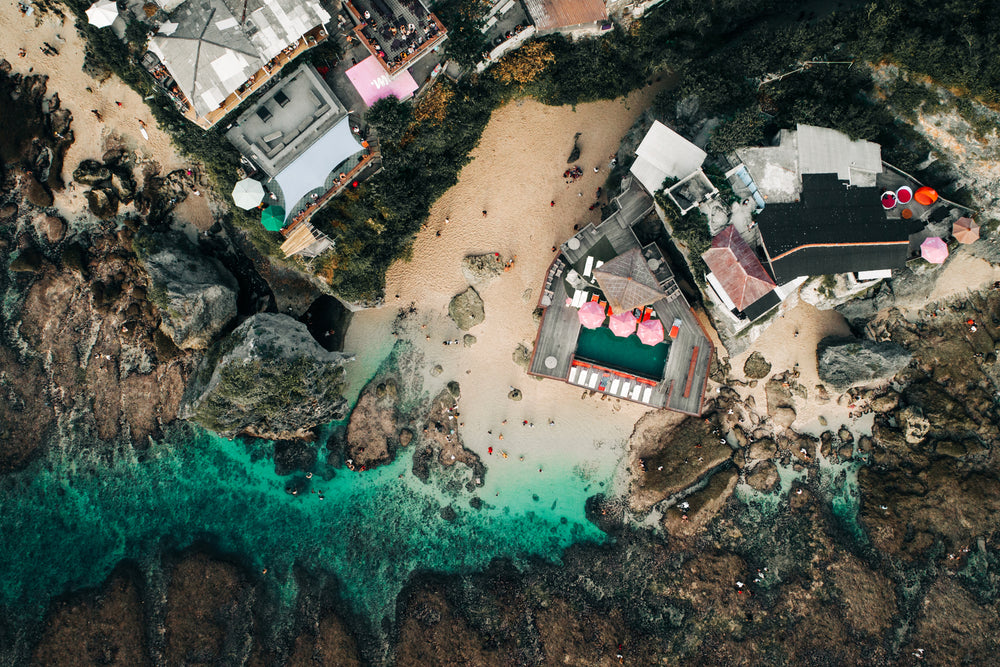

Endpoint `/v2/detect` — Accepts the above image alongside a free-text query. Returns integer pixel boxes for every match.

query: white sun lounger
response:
[595,260,604,269]
[583,256,594,277]
[619,381,630,397]
[569,366,579,383]
[588,372,599,389]
[631,384,643,401]
[642,386,653,403]
[609,378,620,394]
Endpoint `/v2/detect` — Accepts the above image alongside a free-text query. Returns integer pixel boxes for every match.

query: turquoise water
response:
[0,422,609,632]
[575,325,669,379]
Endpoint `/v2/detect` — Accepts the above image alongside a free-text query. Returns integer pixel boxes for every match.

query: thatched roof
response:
[592,248,664,313]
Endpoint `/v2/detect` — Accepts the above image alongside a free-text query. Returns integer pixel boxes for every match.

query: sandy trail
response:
[0,3,212,225]
[344,87,665,491]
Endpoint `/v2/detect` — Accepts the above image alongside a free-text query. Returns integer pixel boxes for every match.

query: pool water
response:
[574,325,669,380]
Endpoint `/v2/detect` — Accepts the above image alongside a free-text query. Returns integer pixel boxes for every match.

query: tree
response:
[708,108,765,155]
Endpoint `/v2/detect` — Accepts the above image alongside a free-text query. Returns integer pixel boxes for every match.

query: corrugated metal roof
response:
[701,225,775,311]
[523,0,606,31]
[632,121,706,189]
[796,124,882,186]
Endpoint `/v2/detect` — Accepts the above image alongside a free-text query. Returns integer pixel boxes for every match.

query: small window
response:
[256,105,272,122]
[273,90,290,107]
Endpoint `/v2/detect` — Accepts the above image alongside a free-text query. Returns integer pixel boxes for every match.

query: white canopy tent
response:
[272,117,363,221]
[157,21,179,35]
[86,0,118,27]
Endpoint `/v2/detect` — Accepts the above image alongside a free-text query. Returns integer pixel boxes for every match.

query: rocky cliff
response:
[185,313,353,440]
[817,336,912,392]
[138,232,238,350]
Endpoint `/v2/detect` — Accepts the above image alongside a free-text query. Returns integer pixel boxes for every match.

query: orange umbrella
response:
[953,217,980,244]
[914,186,938,206]
[901,208,913,220]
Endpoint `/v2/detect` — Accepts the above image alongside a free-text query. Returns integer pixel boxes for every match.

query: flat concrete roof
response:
[226,63,349,177]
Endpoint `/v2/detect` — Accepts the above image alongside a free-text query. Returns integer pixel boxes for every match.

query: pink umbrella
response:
[608,311,637,337]
[578,301,606,329]
[920,236,948,264]
[636,318,664,345]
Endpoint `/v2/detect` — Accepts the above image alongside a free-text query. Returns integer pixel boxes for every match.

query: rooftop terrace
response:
[343,0,446,75]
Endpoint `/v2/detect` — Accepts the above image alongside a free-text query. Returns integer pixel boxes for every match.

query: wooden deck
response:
[530,176,712,415]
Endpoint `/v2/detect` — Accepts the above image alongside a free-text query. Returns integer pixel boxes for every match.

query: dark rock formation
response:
[461,253,504,285]
[345,376,405,470]
[448,286,485,330]
[742,351,771,378]
[817,336,911,392]
[139,233,238,350]
[185,313,353,440]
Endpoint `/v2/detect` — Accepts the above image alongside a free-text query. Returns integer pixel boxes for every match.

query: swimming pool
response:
[574,325,669,380]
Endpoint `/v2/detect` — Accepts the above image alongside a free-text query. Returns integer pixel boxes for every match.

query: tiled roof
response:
[702,225,775,311]
[593,248,665,313]
[522,0,607,31]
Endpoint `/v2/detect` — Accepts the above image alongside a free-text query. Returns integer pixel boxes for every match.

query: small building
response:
[592,247,666,313]
[756,173,912,283]
[629,120,717,212]
[147,0,330,126]
[226,64,366,224]
[522,0,608,34]
[702,225,779,321]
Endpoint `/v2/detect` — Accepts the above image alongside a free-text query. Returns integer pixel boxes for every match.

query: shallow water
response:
[0,420,612,632]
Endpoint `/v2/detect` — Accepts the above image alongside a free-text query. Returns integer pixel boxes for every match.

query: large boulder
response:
[185,313,353,440]
[817,336,912,392]
[140,235,238,350]
[743,351,772,379]
[72,159,111,185]
[448,286,485,331]
[461,253,503,285]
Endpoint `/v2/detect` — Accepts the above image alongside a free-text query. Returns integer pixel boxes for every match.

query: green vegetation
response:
[703,165,736,205]
[708,108,765,155]
[193,357,346,435]
[653,191,710,287]
[434,0,491,68]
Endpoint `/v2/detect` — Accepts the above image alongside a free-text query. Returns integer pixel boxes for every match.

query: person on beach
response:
[550,200,555,207]
[482,210,487,217]
[91,109,102,121]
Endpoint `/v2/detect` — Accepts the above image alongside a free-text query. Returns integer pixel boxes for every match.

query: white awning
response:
[273,117,362,219]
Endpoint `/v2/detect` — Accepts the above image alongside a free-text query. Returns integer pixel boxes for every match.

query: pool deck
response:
[529,177,712,415]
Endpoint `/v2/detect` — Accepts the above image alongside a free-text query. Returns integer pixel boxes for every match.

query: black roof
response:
[741,289,781,321]
[767,242,909,284]
[757,173,916,257]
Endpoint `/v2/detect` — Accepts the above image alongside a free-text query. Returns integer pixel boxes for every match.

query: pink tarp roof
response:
[346,55,418,108]
[608,311,637,337]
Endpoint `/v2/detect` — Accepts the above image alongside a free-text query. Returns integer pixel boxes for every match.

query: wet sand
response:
[0,4,212,226]
[343,88,664,492]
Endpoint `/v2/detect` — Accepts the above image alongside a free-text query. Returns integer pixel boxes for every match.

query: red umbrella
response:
[914,186,938,206]
[920,237,948,264]
[881,192,896,209]
[896,186,912,204]
[636,318,664,345]
[609,311,637,337]
[578,301,606,329]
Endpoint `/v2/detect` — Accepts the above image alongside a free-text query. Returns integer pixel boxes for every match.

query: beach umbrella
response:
[578,301,605,329]
[896,186,913,204]
[637,318,664,346]
[86,0,118,28]
[232,178,265,209]
[920,236,948,264]
[881,192,896,209]
[608,311,637,337]
[953,217,980,244]
[260,206,285,232]
[914,186,938,206]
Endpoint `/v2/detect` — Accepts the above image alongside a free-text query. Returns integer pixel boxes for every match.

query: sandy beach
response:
[344,88,665,493]
[0,3,212,227]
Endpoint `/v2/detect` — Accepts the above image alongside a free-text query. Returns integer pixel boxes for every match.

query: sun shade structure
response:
[608,311,637,337]
[896,186,912,204]
[231,178,265,209]
[272,116,362,220]
[914,186,939,206]
[921,236,948,264]
[346,55,419,108]
[261,206,285,231]
[953,217,980,244]
[592,248,665,314]
[702,225,776,311]
[86,0,118,27]
[578,301,605,329]
[881,192,896,209]
[637,318,664,346]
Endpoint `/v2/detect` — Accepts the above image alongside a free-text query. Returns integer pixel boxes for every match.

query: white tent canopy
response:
[272,117,362,221]
[630,120,707,194]
[158,21,179,35]
[86,0,118,27]
[231,178,265,209]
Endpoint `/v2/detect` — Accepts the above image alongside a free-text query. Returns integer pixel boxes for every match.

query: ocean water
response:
[0,421,611,632]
